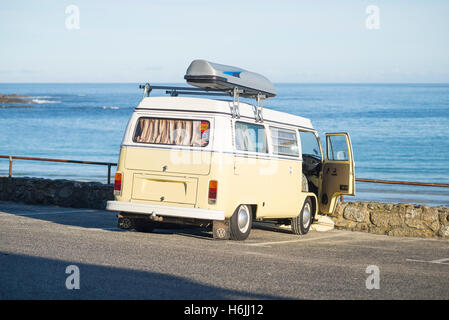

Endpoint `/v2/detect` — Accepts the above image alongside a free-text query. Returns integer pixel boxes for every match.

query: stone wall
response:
[331,201,449,238]
[0,177,114,209]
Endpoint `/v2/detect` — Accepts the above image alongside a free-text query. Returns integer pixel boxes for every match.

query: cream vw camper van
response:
[106,60,355,240]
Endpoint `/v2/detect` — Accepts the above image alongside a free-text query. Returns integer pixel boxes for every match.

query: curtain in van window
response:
[235,122,252,151]
[134,118,207,147]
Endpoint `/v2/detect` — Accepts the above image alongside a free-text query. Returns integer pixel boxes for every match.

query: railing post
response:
[8,156,13,178]
[107,164,112,184]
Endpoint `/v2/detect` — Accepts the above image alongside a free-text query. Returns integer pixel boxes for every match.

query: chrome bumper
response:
[106,201,225,221]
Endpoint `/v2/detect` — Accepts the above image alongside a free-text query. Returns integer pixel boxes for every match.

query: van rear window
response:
[133,118,210,147]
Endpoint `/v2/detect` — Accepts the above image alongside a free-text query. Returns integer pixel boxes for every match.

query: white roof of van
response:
[135,97,314,130]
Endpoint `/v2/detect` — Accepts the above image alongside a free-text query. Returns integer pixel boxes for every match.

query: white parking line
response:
[0,212,64,217]
[246,232,347,247]
[0,210,100,216]
[406,258,449,265]
[67,226,122,232]
[88,227,122,232]
[431,258,449,264]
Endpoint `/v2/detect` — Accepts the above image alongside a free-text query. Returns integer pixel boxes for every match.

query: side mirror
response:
[336,151,347,161]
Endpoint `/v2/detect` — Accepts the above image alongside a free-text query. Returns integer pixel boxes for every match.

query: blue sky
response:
[1,0,448,83]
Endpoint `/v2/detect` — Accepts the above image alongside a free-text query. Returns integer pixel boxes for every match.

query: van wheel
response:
[229,205,252,241]
[133,219,156,233]
[117,216,133,230]
[292,198,313,235]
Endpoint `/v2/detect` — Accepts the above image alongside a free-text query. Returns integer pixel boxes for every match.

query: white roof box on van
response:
[184,60,276,99]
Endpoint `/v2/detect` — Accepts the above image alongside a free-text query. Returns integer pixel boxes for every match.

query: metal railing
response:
[0,155,117,184]
[2,154,449,191]
[339,177,449,202]
[355,178,449,188]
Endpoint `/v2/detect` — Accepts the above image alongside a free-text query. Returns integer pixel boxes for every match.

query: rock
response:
[354,223,369,233]
[310,215,335,232]
[332,201,348,217]
[405,215,427,230]
[368,225,387,235]
[438,226,449,238]
[370,209,404,229]
[58,186,73,199]
[421,207,440,232]
[438,209,449,226]
[343,205,369,223]
[334,219,357,230]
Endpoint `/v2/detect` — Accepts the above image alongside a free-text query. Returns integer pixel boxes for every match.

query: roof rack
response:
[138,83,265,121]
[138,83,232,98]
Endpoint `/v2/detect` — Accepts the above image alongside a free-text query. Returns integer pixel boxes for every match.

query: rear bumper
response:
[106,201,225,221]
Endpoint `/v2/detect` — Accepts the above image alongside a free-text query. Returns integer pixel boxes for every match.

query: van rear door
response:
[320,133,355,214]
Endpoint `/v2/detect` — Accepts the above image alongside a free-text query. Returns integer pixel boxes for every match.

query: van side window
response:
[299,131,321,160]
[235,122,268,153]
[133,117,210,147]
[270,127,299,156]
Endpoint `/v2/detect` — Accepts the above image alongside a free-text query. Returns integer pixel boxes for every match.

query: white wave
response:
[29,96,56,99]
[32,99,61,104]
[102,106,119,109]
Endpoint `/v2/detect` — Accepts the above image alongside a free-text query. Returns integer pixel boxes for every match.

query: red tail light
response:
[114,172,122,196]
[208,180,218,204]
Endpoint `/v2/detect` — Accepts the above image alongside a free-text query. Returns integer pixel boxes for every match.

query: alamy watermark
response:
[65,4,80,30]
[366,5,380,30]
[65,265,80,290]
[365,265,380,290]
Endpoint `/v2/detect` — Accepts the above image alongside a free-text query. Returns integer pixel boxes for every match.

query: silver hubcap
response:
[121,218,132,229]
[237,206,250,233]
[302,203,311,228]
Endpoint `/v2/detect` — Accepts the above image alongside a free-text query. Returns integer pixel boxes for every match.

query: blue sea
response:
[1,83,448,206]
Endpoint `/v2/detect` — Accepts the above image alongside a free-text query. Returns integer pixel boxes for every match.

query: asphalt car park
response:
[0,201,448,299]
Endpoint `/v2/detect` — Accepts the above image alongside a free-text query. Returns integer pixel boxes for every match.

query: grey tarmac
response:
[0,201,448,300]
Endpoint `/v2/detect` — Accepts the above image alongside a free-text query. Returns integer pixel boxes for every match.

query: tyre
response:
[291,198,313,235]
[133,219,156,233]
[229,205,252,241]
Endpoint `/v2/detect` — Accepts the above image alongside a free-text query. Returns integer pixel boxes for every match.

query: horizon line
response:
[1,82,449,85]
